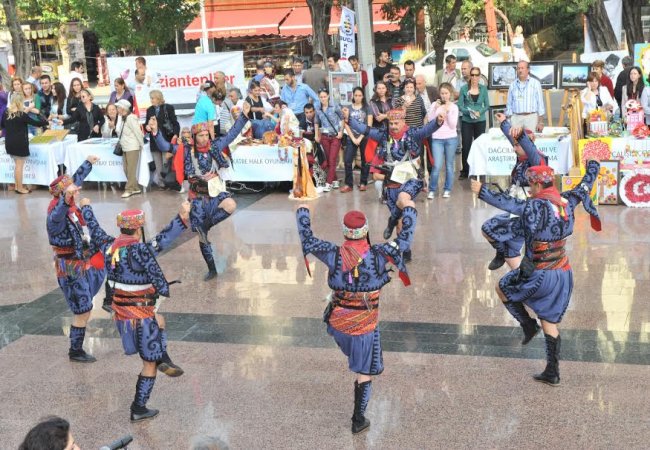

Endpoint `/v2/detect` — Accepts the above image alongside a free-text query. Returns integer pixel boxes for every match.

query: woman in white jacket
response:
[115,99,144,198]
[581,72,618,119]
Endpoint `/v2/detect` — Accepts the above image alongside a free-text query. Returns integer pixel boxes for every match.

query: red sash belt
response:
[532,240,570,271]
[112,286,157,321]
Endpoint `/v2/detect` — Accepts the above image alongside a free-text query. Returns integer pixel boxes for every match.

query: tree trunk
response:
[58,23,71,74]
[622,0,643,52]
[307,0,333,58]
[429,0,463,69]
[484,0,500,52]
[586,0,619,52]
[1,0,32,79]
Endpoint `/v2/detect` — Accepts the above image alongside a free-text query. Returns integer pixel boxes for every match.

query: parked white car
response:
[407,41,512,86]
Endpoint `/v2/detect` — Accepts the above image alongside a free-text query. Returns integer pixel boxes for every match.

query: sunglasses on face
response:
[470,73,480,77]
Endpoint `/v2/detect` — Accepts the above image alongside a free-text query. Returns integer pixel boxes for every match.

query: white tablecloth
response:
[468,128,573,176]
[65,138,152,187]
[0,139,60,185]
[52,135,79,164]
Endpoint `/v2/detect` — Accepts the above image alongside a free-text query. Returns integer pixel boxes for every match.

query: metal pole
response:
[200,0,209,53]
[354,0,375,98]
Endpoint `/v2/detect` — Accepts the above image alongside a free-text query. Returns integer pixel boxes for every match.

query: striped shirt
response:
[506,76,545,117]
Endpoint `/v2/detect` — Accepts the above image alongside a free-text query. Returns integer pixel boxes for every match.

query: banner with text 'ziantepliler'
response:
[106,52,245,114]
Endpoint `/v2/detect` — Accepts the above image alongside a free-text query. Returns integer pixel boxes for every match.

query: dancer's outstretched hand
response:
[242,101,251,117]
[86,155,100,164]
[470,178,482,194]
[79,198,91,207]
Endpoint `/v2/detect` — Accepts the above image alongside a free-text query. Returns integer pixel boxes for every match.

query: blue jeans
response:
[429,137,458,193]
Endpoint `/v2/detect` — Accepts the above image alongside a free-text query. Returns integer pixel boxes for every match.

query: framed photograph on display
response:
[559,63,591,89]
[328,72,361,106]
[529,62,558,89]
[488,104,507,128]
[597,160,620,204]
[488,62,518,90]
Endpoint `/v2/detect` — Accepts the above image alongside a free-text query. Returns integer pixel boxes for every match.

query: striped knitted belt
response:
[532,240,569,270]
[113,286,158,307]
[333,290,380,310]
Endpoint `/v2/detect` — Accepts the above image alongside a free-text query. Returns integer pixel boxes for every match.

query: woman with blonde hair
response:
[145,89,179,188]
[22,81,42,135]
[512,26,529,63]
[0,95,49,193]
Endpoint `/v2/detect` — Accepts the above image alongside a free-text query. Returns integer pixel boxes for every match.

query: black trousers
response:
[460,120,486,176]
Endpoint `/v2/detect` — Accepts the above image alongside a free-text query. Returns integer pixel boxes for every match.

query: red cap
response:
[342,210,368,240]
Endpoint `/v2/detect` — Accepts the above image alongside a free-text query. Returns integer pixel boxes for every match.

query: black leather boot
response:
[102,280,113,313]
[503,301,540,345]
[403,250,412,263]
[351,381,371,434]
[199,241,218,281]
[383,216,398,240]
[157,351,184,377]
[130,375,159,422]
[488,251,506,270]
[533,334,561,386]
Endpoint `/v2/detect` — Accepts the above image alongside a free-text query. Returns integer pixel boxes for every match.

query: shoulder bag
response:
[113,117,126,156]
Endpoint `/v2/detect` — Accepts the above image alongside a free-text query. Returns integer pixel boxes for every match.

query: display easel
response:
[544,89,553,126]
[560,90,584,169]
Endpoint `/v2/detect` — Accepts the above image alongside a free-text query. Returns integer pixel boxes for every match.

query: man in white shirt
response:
[506,61,545,132]
[26,66,42,90]
[415,74,437,111]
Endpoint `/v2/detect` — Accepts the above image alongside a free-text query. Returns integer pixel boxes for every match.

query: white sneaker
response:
[332,180,340,189]
[427,191,435,200]
[323,183,332,192]
[443,190,451,198]
[316,186,325,194]
[121,191,132,198]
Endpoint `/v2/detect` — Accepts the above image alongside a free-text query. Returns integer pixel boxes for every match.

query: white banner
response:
[0,142,59,185]
[65,139,152,186]
[468,129,573,177]
[107,52,246,118]
[227,145,294,182]
[340,6,356,60]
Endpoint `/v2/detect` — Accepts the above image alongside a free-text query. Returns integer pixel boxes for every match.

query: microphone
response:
[99,435,133,450]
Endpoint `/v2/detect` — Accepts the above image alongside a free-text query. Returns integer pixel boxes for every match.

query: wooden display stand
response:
[559,89,584,168]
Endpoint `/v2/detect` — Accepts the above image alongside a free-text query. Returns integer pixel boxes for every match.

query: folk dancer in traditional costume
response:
[46,156,106,363]
[80,201,191,421]
[344,107,441,261]
[481,113,548,271]
[296,199,417,433]
[168,101,251,280]
[471,161,601,385]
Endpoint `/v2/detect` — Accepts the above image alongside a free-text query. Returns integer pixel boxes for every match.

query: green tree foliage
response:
[383,0,463,69]
[85,0,199,54]
[17,0,85,24]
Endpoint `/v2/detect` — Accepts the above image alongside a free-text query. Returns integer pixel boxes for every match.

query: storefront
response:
[182,1,405,72]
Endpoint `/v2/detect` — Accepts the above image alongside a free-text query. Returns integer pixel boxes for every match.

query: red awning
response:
[184,7,292,40]
[278,4,402,37]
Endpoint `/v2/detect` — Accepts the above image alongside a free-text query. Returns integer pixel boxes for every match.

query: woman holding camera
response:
[145,90,179,188]
[427,82,459,199]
